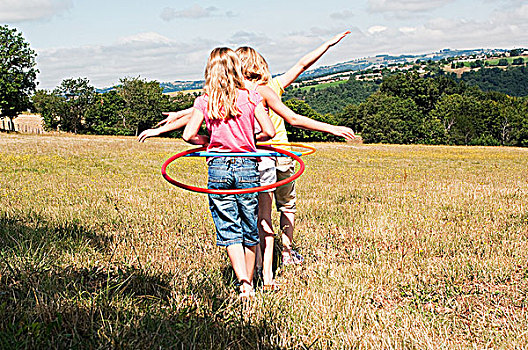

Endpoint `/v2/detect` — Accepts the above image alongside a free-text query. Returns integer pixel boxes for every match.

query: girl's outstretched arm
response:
[182,108,209,145]
[137,112,192,142]
[278,31,350,89]
[155,108,193,127]
[257,85,355,141]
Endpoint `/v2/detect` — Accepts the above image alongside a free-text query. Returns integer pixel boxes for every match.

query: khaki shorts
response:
[258,157,276,193]
[274,157,296,213]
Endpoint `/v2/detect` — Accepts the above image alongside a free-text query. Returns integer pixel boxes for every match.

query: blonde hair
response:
[204,47,246,120]
[235,46,272,85]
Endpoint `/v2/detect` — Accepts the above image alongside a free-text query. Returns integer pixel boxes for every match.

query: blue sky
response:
[2,0,527,89]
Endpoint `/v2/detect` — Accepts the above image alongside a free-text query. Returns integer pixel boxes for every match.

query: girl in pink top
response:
[183,47,275,299]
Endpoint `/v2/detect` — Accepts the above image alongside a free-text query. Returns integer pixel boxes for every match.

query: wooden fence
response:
[0,114,45,134]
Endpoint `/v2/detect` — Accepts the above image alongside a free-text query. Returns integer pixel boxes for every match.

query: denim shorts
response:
[207,157,260,247]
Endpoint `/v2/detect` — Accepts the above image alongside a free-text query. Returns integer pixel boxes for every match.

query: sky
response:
[2,0,527,90]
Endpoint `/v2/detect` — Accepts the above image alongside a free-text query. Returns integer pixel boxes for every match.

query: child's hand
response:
[137,128,161,143]
[155,112,179,127]
[330,125,356,141]
[327,31,351,47]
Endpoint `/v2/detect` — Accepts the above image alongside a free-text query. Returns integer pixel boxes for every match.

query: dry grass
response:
[1,132,527,349]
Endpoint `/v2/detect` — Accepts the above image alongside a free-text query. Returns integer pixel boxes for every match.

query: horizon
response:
[97,47,515,91]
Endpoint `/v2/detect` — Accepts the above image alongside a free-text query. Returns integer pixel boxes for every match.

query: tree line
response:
[329,72,528,146]
[24,71,528,147]
[33,77,195,136]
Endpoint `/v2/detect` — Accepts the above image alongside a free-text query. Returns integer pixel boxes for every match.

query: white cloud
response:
[302,2,528,63]
[368,0,454,13]
[399,26,417,33]
[119,32,172,44]
[35,32,218,89]
[368,25,388,34]
[0,0,72,22]
[330,10,355,20]
[160,4,220,21]
[228,31,270,47]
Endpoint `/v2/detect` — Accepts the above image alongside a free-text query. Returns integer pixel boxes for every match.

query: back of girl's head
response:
[235,46,271,85]
[204,47,246,120]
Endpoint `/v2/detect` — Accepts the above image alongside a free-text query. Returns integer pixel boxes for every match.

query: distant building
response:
[0,114,45,134]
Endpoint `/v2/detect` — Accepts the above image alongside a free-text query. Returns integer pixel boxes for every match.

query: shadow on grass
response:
[0,213,288,349]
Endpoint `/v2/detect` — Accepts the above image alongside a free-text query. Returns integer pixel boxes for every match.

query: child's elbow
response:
[267,129,276,139]
[182,131,192,142]
[288,114,301,127]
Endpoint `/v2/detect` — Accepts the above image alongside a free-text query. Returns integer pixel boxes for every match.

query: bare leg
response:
[244,245,257,285]
[281,211,295,256]
[258,192,275,285]
[226,244,251,286]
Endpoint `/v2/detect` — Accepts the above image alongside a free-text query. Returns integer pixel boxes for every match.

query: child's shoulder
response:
[266,77,283,94]
[237,88,259,99]
[238,88,262,106]
[193,94,208,109]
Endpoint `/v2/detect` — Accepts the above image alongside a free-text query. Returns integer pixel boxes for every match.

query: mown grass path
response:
[1,133,527,349]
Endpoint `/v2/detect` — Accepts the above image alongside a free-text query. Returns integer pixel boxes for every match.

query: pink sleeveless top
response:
[193,89,263,153]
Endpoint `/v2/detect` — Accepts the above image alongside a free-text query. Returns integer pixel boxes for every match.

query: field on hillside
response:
[481,56,528,66]
[1,133,528,349]
[296,79,348,91]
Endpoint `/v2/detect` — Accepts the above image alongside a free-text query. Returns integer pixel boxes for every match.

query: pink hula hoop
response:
[161,145,305,195]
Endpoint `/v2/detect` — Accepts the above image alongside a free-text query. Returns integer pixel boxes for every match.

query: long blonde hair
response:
[204,47,246,120]
[235,46,272,85]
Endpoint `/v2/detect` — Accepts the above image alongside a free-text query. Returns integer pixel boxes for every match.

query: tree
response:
[32,89,64,131]
[118,77,170,136]
[54,78,95,133]
[498,97,528,146]
[283,98,336,141]
[498,58,509,66]
[0,25,38,130]
[282,78,379,115]
[336,104,360,131]
[380,72,440,115]
[167,92,195,112]
[428,94,498,146]
[84,90,126,135]
[33,78,95,133]
[512,57,524,66]
[356,93,425,144]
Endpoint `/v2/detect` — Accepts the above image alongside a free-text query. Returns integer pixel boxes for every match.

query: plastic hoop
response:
[257,142,316,156]
[184,150,302,157]
[161,145,305,195]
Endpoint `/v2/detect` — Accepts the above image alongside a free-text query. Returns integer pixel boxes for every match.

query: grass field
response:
[458,56,528,67]
[295,79,348,92]
[1,133,528,349]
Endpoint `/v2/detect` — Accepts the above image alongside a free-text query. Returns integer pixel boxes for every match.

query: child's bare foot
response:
[239,279,255,300]
[263,280,281,292]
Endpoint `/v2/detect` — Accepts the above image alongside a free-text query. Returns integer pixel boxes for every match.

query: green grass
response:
[460,56,528,67]
[295,79,348,92]
[1,133,528,349]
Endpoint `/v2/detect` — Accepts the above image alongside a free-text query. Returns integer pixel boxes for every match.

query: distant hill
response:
[95,48,511,93]
[160,80,204,93]
[296,48,507,81]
